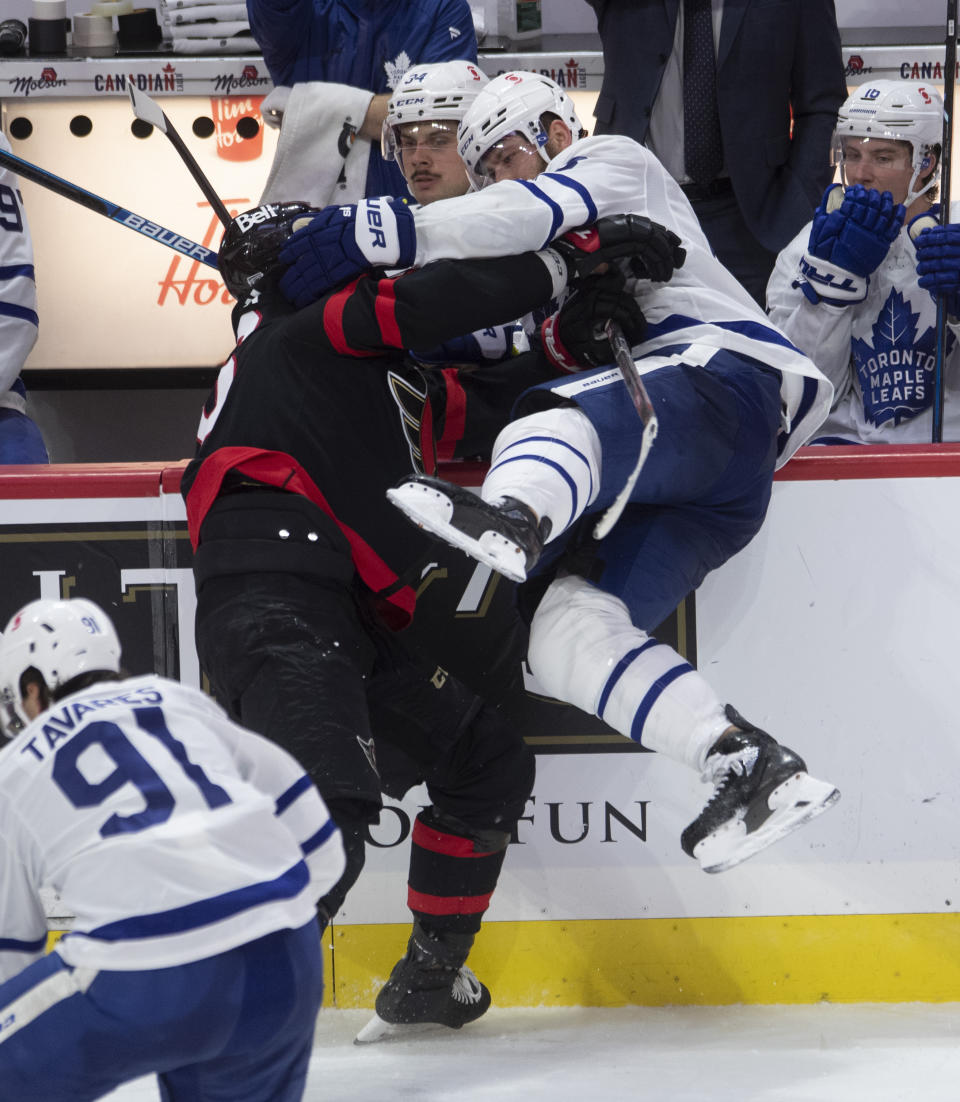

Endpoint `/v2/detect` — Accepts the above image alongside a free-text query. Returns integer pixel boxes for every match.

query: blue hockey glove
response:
[914,221,960,319]
[278,197,417,308]
[796,184,905,306]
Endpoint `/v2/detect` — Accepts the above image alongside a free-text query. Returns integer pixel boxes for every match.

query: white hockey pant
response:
[481,407,600,544]
[528,575,729,773]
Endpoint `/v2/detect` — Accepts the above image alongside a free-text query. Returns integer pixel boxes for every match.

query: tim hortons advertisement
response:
[5,96,276,370]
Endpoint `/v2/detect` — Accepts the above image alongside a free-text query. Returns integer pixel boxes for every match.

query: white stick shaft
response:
[593,320,659,539]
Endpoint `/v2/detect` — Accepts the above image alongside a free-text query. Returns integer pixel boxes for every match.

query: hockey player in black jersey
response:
[184,201,656,1040]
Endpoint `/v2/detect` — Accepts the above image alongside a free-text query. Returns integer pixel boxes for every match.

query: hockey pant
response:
[195,568,533,932]
[505,347,783,772]
[0,922,321,1102]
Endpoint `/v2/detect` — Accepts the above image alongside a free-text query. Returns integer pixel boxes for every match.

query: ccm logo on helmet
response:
[235,205,281,233]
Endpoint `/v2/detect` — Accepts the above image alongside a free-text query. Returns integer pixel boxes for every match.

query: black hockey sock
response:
[407,811,509,937]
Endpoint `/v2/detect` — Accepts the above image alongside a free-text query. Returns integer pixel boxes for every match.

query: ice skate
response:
[386,474,548,583]
[681,705,840,874]
[354,923,491,1044]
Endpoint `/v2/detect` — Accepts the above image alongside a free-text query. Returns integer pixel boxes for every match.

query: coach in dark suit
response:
[586,0,846,305]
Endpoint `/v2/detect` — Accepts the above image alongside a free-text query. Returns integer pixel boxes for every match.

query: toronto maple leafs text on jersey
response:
[768,200,960,443]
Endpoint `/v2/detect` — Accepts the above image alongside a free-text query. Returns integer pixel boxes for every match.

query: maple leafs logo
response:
[384,51,412,90]
[851,287,954,427]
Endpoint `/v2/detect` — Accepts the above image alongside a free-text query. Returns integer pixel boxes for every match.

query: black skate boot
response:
[386,474,549,583]
[354,922,491,1044]
[680,705,840,874]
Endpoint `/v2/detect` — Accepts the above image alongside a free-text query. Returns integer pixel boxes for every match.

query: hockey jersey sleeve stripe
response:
[0,301,39,326]
[630,663,694,744]
[596,638,660,720]
[436,368,466,462]
[77,859,310,942]
[374,276,403,347]
[275,773,313,815]
[516,179,567,250]
[539,170,599,226]
[0,935,46,953]
[0,264,34,281]
[322,278,380,358]
[646,312,798,353]
[301,817,338,856]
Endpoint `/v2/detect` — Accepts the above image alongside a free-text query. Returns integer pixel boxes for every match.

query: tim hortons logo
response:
[157,203,248,307]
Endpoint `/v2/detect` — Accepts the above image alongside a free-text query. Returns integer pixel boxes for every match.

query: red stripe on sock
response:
[407,888,492,915]
[412,819,496,858]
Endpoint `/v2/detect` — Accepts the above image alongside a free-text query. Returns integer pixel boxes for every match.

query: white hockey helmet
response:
[0,598,121,737]
[834,80,944,204]
[457,71,584,184]
[382,60,489,163]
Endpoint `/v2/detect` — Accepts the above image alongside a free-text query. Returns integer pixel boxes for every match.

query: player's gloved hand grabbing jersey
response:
[550,213,686,286]
[540,267,648,373]
[796,183,905,306]
[914,222,960,320]
[279,198,417,308]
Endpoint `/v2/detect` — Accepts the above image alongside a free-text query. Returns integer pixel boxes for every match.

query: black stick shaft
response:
[933,0,957,442]
[160,116,234,229]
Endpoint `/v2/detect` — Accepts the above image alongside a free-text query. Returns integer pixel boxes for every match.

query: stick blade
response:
[128,85,168,134]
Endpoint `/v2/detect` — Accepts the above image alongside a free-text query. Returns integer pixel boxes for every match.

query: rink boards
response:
[6,445,960,1007]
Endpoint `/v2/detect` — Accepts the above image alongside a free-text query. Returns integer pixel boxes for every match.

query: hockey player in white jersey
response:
[0,598,344,1101]
[768,80,960,443]
[278,71,840,875]
[381,58,525,368]
[0,132,48,464]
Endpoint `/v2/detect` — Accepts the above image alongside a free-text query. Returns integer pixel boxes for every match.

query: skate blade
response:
[386,484,528,582]
[354,1013,457,1045]
[694,773,841,874]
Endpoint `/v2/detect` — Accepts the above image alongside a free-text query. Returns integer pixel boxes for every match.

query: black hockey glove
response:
[540,268,647,373]
[551,214,686,286]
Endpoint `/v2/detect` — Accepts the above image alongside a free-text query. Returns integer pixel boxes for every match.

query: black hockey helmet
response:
[218,201,319,299]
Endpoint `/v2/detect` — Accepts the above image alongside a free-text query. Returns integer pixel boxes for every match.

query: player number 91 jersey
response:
[0,675,344,982]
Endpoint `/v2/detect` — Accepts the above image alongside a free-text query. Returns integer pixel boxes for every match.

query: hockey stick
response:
[593,319,659,540]
[0,145,219,269]
[932,0,957,443]
[128,85,233,229]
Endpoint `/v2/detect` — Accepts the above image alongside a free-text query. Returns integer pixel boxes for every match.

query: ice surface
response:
[105,1002,960,1101]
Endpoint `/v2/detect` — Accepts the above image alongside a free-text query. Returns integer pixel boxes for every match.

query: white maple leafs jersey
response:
[0,675,345,984]
[0,132,38,413]
[767,200,960,444]
[411,133,832,465]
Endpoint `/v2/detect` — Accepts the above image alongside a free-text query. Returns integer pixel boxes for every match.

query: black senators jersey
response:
[182,252,562,622]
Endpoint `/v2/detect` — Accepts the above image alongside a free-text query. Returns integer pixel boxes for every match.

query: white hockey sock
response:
[528,575,729,774]
[481,407,600,543]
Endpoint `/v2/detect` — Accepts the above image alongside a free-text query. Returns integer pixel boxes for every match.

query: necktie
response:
[683,0,723,184]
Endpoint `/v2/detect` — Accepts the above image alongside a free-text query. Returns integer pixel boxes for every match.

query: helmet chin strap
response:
[906,158,939,207]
